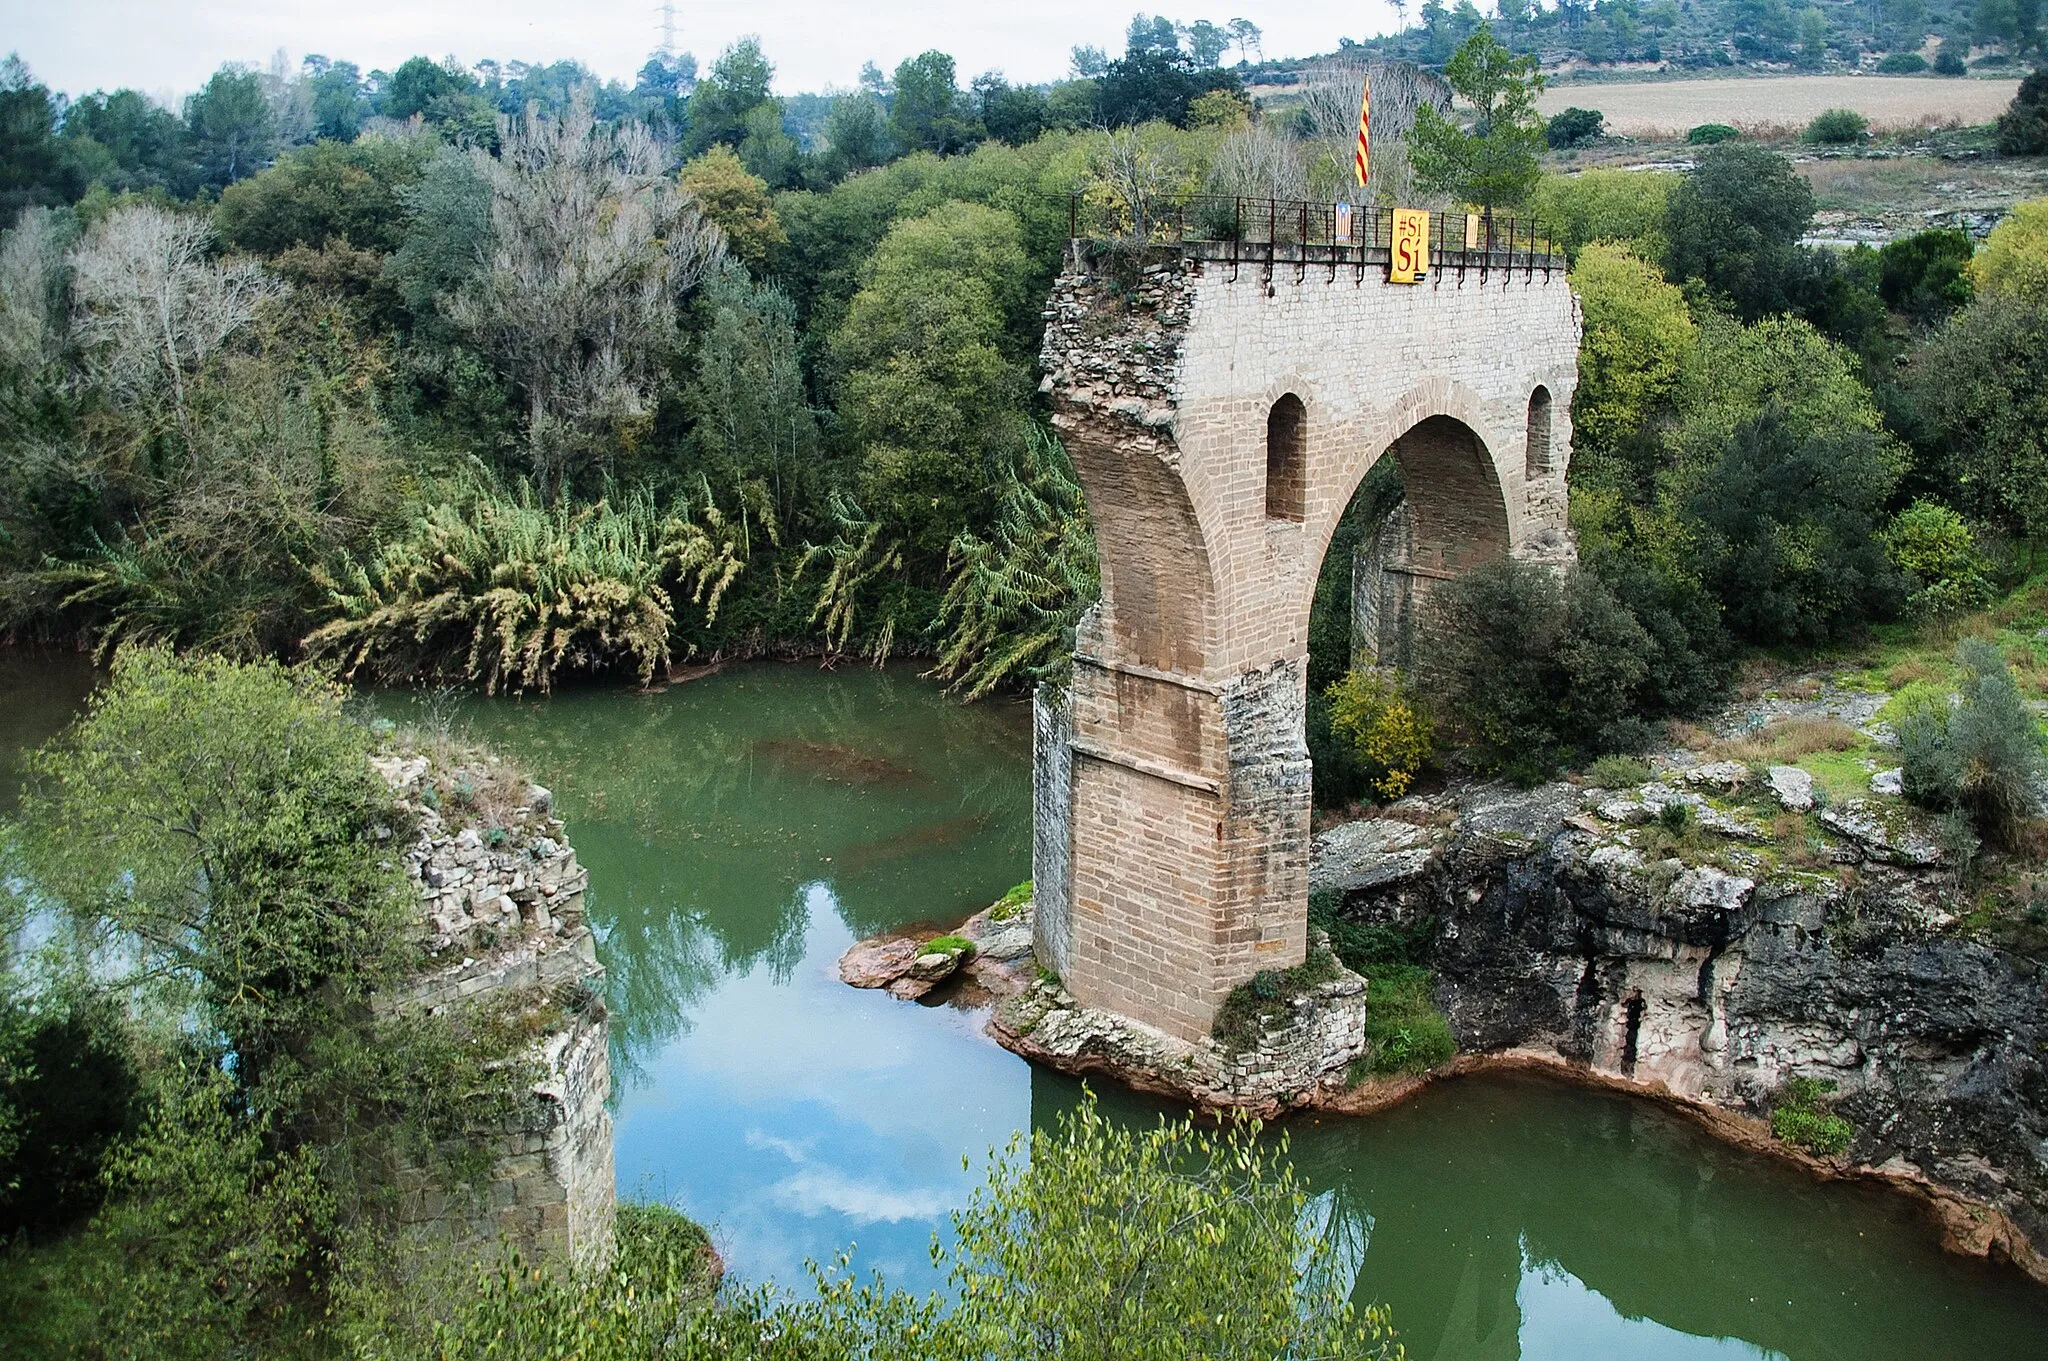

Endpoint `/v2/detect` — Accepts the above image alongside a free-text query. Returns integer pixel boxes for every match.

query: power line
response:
[657,1,677,56]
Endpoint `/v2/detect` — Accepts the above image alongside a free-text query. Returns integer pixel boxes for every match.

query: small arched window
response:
[1266,394,1306,521]
[1525,385,1553,477]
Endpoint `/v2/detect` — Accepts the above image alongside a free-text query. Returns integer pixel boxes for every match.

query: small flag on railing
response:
[1354,79,1370,190]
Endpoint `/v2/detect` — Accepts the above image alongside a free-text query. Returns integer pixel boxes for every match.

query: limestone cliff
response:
[1316,766,2048,1282]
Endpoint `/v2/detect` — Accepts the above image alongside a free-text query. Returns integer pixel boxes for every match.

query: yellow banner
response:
[1390,208,1429,284]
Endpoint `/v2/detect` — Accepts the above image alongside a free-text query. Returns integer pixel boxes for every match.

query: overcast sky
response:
[8,1,1404,103]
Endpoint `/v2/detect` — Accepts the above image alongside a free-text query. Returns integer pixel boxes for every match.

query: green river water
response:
[5,652,2047,1359]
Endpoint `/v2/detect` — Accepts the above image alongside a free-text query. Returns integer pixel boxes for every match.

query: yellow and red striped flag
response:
[1354,78,1371,190]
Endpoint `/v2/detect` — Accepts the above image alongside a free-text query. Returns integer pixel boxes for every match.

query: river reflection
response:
[7,655,2047,1360]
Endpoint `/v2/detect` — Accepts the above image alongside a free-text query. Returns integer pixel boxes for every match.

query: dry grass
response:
[1887,657,1943,688]
[1535,76,2023,138]
[1715,716,1865,763]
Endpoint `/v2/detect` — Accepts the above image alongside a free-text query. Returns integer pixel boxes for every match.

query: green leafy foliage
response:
[1903,294,2048,538]
[1213,949,1341,1051]
[1569,242,1696,453]
[1545,106,1605,148]
[423,1097,1404,1361]
[1325,669,1435,800]
[1771,1076,1854,1157]
[1529,169,1673,264]
[1995,67,2048,156]
[1422,558,1657,781]
[0,993,141,1237]
[1410,26,1547,209]
[932,426,1100,698]
[1883,499,1992,623]
[1876,227,1976,324]
[1967,198,2048,305]
[1664,144,1817,321]
[1586,754,1653,788]
[1686,123,1740,144]
[1802,107,1869,144]
[1897,638,2047,845]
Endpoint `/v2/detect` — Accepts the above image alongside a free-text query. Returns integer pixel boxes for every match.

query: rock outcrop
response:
[1315,771,2048,1282]
[373,750,614,1269]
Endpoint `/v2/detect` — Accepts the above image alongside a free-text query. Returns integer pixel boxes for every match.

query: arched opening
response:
[1301,413,1510,807]
[1525,385,1553,477]
[1266,394,1307,522]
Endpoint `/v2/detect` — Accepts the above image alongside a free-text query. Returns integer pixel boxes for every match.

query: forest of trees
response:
[1,18,2045,762]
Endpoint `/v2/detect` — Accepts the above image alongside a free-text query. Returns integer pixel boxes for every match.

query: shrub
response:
[1360,969,1458,1076]
[1586,754,1652,788]
[1903,295,2048,539]
[1967,198,2048,304]
[1882,499,1991,624]
[1546,107,1606,149]
[1213,949,1340,1051]
[308,475,743,693]
[1687,123,1740,144]
[1934,43,1968,75]
[0,994,141,1238]
[433,1097,1403,1361]
[1876,52,1929,73]
[1680,408,1906,646]
[1877,227,1975,323]
[1803,108,1869,144]
[1324,669,1434,800]
[1995,68,2048,157]
[1664,144,1817,322]
[1898,638,2046,844]
[1422,558,1656,782]
[1771,1076,1854,1156]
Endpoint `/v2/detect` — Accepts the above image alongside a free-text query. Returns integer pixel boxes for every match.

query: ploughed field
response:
[1534,74,2025,136]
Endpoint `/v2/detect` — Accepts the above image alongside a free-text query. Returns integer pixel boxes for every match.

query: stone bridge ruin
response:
[1032,211,1581,1042]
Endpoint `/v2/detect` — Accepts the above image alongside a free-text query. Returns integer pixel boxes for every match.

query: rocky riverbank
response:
[841,677,2048,1284]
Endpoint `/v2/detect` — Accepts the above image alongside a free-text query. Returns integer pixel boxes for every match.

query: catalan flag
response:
[1354,78,1370,190]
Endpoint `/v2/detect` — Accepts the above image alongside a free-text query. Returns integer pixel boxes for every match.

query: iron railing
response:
[1064,194,1566,280]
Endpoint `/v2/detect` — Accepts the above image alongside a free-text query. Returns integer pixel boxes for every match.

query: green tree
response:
[1883,498,1991,622]
[17,648,410,1099]
[684,38,775,156]
[1409,25,1546,209]
[1682,408,1905,644]
[830,200,1034,567]
[686,263,819,536]
[679,145,786,269]
[1529,168,1674,263]
[1422,558,1656,780]
[1903,294,2048,537]
[0,56,93,213]
[1997,67,2048,155]
[891,51,979,154]
[1967,196,2048,302]
[1664,143,1817,321]
[820,91,891,178]
[1570,242,1696,454]
[1877,226,1976,322]
[381,56,495,143]
[59,87,192,197]
[184,65,274,188]
[215,135,436,285]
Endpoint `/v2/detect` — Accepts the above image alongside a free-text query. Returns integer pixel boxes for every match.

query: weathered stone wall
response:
[1036,240,1580,1039]
[1031,684,1074,981]
[374,754,616,1269]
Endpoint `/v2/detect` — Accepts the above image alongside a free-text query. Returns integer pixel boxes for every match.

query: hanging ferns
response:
[796,493,907,664]
[931,426,1100,700]
[305,471,743,693]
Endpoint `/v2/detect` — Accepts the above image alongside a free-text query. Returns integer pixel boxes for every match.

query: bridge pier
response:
[1034,233,1579,1042]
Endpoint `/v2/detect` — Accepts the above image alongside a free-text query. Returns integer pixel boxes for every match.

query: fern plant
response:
[931,426,1100,699]
[305,471,742,693]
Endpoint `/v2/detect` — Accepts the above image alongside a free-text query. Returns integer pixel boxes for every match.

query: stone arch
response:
[1296,407,1513,669]
[1265,394,1307,522]
[1052,415,1216,676]
[1525,384,1554,477]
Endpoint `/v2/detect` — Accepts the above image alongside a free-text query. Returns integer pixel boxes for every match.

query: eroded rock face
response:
[1314,779,2048,1280]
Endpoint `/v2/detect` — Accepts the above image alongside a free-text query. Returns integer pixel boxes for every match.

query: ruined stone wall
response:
[1031,685,1074,981]
[1037,241,1580,1041]
[374,754,616,1270]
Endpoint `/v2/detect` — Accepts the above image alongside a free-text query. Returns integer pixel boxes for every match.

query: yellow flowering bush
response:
[1325,669,1434,801]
